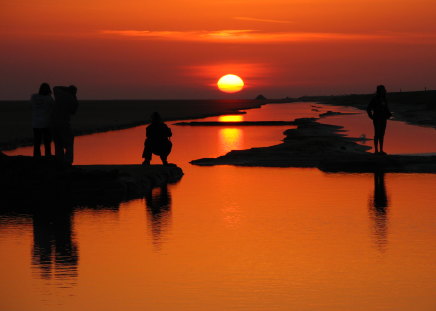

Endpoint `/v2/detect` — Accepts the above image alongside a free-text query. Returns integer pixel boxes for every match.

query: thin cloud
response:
[100,29,436,44]
[234,17,293,24]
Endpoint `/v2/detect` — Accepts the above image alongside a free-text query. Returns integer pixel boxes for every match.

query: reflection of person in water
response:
[142,112,172,165]
[145,185,172,249]
[367,85,392,155]
[32,207,78,281]
[369,171,390,252]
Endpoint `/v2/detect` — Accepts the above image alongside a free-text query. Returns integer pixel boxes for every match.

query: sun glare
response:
[219,115,244,122]
[217,74,244,93]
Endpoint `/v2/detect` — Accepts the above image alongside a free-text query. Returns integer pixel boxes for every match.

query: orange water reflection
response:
[218,115,244,122]
[145,185,172,251]
[219,128,243,153]
[1,103,436,310]
[369,172,389,252]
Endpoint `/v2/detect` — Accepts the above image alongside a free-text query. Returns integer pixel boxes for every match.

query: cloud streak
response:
[101,29,436,44]
[234,17,293,24]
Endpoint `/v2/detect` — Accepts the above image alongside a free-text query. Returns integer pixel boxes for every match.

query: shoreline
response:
[300,90,436,129]
[0,155,184,205]
[0,99,272,151]
[2,90,434,152]
[191,115,436,173]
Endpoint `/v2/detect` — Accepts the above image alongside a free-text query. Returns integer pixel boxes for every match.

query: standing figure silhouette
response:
[53,85,78,165]
[30,83,54,157]
[142,112,172,165]
[367,85,392,154]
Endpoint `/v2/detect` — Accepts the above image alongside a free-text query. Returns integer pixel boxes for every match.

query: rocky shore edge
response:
[0,153,183,205]
[190,118,436,173]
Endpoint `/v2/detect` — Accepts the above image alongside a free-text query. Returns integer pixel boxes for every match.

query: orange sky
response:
[1,0,436,99]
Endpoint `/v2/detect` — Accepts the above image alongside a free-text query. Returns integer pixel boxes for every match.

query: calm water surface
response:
[1,103,436,311]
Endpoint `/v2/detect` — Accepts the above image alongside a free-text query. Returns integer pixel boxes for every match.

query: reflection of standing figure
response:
[32,207,78,281]
[145,185,172,249]
[367,85,392,154]
[31,83,54,157]
[142,112,172,165]
[53,85,78,165]
[369,171,390,252]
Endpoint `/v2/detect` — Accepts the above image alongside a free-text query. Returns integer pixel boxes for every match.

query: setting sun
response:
[217,74,244,93]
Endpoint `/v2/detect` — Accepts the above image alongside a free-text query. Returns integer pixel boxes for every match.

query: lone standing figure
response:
[367,85,392,155]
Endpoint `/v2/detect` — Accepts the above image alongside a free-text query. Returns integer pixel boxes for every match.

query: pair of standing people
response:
[31,83,78,164]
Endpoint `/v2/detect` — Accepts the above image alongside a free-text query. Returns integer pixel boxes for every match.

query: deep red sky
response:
[1,0,436,99]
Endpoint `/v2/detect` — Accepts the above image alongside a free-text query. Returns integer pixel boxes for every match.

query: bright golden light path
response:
[217,74,244,93]
[218,115,244,122]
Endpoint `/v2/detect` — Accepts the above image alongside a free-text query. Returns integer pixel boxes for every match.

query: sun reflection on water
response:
[218,115,244,122]
[219,128,243,153]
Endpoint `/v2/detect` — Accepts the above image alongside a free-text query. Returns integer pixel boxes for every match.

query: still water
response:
[1,103,436,311]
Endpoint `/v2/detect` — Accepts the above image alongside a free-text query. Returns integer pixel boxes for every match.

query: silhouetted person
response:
[367,85,392,154]
[369,171,389,252]
[142,112,172,165]
[31,83,54,157]
[53,85,78,165]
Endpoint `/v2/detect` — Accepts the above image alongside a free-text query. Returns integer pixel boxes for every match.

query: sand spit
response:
[191,118,436,173]
[0,154,183,205]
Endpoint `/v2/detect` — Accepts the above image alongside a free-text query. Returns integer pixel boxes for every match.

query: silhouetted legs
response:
[142,144,152,165]
[373,118,387,154]
[160,155,168,165]
[53,126,74,164]
[142,150,169,165]
[33,128,52,157]
[142,140,171,165]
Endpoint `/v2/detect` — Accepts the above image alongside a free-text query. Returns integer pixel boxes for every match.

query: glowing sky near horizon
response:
[1,0,436,99]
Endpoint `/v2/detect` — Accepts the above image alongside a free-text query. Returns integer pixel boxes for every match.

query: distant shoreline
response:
[299,90,436,129]
[0,99,273,151]
[2,90,434,151]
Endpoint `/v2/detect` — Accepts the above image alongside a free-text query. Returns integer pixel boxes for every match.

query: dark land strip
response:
[0,99,268,150]
[0,153,183,205]
[191,118,436,173]
[299,90,436,129]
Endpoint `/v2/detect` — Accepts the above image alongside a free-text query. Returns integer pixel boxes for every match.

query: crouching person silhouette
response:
[142,112,172,166]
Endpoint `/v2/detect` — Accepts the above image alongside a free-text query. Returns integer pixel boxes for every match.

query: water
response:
[1,103,436,311]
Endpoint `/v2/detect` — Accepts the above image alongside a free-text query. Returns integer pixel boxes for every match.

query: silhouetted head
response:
[376,85,386,97]
[38,83,51,96]
[151,112,162,123]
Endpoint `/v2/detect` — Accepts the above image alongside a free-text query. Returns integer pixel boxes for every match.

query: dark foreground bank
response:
[0,153,183,205]
[0,99,267,150]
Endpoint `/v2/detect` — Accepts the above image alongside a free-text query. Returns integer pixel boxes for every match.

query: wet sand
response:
[0,99,266,150]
